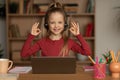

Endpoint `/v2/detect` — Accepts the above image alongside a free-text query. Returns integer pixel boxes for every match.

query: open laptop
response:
[31,56,76,74]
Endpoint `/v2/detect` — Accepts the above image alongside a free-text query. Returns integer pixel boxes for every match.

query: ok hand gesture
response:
[31,22,41,36]
[69,20,80,36]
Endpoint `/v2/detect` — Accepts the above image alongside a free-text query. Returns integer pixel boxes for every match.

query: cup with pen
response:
[109,50,120,78]
[88,56,106,79]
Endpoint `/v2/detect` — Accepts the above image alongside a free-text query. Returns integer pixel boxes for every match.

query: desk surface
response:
[18,65,118,80]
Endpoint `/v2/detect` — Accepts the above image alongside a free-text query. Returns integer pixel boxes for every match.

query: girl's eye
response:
[58,22,63,24]
[50,22,55,24]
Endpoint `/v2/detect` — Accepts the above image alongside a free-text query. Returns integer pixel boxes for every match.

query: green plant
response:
[102,51,112,64]
[0,44,4,58]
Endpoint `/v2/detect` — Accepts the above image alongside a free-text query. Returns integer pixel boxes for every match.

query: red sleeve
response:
[21,34,40,58]
[70,34,91,56]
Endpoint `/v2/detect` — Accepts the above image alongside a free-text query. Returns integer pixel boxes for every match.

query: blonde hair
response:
[44,2,70,56]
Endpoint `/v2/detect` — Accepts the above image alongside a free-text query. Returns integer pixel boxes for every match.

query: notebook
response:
[31,56,76,74]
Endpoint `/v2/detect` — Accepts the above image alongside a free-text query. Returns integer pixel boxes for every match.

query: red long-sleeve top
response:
[21,34,91,57]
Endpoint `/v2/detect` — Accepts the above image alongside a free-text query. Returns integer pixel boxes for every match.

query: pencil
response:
[88,56,96,64]
[116,51,120,62]
[110,50,116,62]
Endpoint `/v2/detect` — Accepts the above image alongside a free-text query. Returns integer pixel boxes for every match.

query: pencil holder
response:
[109,62,120,78]
[94,63,106,79]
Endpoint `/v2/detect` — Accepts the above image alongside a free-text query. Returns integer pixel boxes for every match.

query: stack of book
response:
[83,65,94,71]
[33,3,48,14]
[64,3,78,14]
[38,4,48,14]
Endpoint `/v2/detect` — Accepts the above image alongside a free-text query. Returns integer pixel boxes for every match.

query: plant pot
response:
[109,62,120,78]
[106,64,110,75]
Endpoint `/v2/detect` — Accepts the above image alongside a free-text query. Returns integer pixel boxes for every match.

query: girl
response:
[21,2,91,57]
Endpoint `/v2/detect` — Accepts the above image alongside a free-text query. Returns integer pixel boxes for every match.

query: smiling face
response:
[48,12,65,36]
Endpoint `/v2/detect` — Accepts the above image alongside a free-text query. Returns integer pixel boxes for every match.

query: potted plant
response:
[102,51,112,74]
[102,51,112,64]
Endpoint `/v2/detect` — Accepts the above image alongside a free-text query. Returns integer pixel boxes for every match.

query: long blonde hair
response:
[44,2,70,56]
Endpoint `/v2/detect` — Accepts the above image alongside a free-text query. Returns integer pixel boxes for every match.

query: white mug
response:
[0,58,13,74]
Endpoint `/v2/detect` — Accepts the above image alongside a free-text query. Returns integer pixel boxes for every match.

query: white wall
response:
[96,0,120,58]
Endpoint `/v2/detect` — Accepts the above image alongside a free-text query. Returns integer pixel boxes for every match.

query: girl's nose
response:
[54,23,58,27]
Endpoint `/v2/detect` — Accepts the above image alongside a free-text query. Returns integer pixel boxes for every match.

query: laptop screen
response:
[31,56,76,74]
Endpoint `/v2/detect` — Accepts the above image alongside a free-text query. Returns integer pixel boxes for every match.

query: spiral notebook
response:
[31,56,76,74]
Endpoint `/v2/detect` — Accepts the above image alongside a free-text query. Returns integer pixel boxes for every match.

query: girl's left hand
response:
[69,20,80,36]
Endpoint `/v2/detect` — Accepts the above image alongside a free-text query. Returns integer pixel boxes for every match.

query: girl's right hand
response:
[31,22,41,36]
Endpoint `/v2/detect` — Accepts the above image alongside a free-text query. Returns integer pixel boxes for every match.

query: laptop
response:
[31,56,76,74]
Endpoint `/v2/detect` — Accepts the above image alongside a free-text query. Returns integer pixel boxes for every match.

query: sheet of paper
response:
[9,66,32,74]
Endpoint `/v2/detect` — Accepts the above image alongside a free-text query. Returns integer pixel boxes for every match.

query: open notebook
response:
[31,56,76,74]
